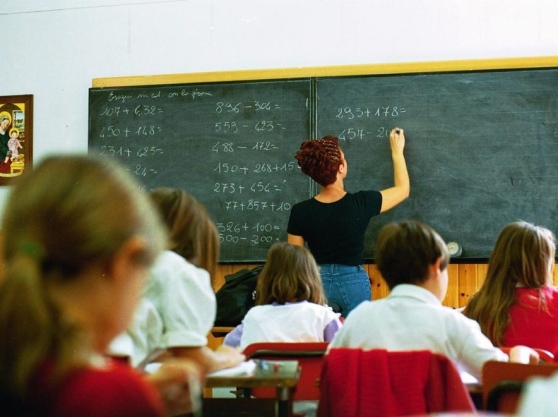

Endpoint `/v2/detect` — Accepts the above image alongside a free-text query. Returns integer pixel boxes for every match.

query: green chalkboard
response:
[316,68,558,259]
[89,63,558,262]
[89,80,312,262]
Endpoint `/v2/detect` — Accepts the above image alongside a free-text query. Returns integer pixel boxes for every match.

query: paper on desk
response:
[144,362,163,374]
[207,360,257,377]
[143,359,257,377]
[460,371,479,385]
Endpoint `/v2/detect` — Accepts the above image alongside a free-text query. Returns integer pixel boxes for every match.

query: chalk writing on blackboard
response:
[90,67,558,261]
[316,69,558,260]
[89,80,312,262]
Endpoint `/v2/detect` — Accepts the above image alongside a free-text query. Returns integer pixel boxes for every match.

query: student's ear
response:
[430,256,448,301]
[429,257,443,279]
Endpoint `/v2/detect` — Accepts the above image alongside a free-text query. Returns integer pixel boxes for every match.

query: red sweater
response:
[317,348,475,417]
[503,286,558,357]
[31,359,165,417]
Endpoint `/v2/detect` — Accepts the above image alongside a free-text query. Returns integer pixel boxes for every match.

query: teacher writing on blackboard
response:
[287,127,410,317]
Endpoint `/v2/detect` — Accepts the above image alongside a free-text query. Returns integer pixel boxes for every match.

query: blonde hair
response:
[463,221,556,345]
[0,155,166,397]
[149,188,220,280]
[256,242,327,305]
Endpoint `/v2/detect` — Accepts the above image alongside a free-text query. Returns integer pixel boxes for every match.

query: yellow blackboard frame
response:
[92,56,558,88]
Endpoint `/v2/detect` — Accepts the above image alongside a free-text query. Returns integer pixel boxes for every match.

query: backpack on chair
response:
[214,265,263,326]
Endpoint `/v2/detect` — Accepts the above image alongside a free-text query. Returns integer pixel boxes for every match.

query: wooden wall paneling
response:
[214,263,487,307]
[456,264,479,308]
[367,264,390,300]
[476,264,488,288]
[444,264,460,308]
[214,262,558,309]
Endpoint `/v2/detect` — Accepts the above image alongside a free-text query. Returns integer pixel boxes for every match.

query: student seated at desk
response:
[463,221,558,358]
[109,188,244,373]
[224,242,343,351]
[328,220,538,382]
[0,156,201,416]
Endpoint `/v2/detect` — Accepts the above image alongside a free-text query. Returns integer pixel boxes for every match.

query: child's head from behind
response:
[376,220,449,290]
[489,221,555,288]
[149,187,219,278]
[256,242,326,305]
[2,155,165,274]
[0,155,166,393]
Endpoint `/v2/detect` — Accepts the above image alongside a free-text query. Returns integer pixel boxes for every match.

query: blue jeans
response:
[319,264,371,318]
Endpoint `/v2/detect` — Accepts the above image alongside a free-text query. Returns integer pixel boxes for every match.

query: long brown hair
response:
[0,155,165,398]
[463,221,556,345]
[256,242,327,306]
[149,188,219,280]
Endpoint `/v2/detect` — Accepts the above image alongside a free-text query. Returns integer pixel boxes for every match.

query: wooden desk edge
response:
[206,366,301,388]
[211,326,235,338]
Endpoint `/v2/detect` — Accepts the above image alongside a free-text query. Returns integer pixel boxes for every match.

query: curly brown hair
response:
[295,135,342,186]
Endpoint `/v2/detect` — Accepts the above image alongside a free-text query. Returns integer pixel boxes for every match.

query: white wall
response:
[1,0,557,214]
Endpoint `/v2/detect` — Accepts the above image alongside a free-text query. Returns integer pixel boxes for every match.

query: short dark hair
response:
[375,220,449,290]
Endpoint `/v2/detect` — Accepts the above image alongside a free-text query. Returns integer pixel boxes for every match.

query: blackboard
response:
[89,61,558,262]
[89,80,312,262]
[316,69,558,260]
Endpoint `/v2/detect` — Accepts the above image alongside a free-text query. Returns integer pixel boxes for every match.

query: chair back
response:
[317,348,475,417]
[243,341,329,400]
[482,360,558,413]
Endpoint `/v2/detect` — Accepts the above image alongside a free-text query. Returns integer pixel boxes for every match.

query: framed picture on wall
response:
[0,95,33,185]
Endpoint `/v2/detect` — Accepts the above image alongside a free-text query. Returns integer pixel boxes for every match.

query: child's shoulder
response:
[53,361,164,415]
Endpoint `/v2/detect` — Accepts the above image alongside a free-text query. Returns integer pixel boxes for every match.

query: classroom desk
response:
[210,326,235,338]
[203,360,300,417]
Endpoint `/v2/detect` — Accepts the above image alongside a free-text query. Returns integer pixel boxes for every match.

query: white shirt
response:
[238,301,342,351]
[517,372,558,416]
[109,250,216,366]
[328,284,507,381]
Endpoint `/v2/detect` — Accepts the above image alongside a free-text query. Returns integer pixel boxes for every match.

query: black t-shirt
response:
[287,190,382,265]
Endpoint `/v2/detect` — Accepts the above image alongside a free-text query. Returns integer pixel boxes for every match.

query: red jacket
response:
[317,348,475,417]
